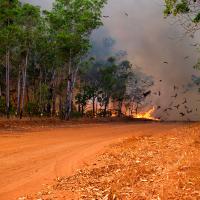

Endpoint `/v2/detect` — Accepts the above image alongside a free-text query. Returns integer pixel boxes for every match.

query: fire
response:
[134,107,158,121]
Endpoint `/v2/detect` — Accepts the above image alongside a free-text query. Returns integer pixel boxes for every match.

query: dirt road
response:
[0,122,184,200]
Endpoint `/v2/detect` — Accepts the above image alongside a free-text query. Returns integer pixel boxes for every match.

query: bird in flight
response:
[173,85,178,90]
[124,12,128,16]
[182,98,187,104]
[143,90,151,97]
[184,56,189,60]
[171,93,178,98]
[103,15,110,18]
[174,104,180,110]
[179,112,185,117]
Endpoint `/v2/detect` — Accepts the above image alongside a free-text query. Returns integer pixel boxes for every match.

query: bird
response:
[163,61,169,64]
[184,56,189,60]
[159,80,162,82]
[191,43,198,47]
[143,90,151,97]
[158,91,161,96]
[157,106,161,110]
[124,12,128,16]
[171,93,178,98]
[174,104,180,110]
[173,85,178,90]
[103,15,110,18]
[179,112,185,117]
[182,98,187,104]
[187,109,193,114]
[184,105,189,110]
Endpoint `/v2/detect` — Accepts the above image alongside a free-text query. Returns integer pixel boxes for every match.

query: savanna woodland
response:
[1,1,200,200]
[0,0,155,120]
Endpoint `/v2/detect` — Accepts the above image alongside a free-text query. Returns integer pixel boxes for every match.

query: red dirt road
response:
[0,122,184,200]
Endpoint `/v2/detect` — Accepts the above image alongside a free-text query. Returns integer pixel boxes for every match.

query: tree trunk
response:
[51,70,56,116]
[65,55,81,120]
[65,76,73,120]
[65,52,73,120]
[104,96,109,117]
[52,94,56,116]
[59,96,63,119]
[92,96,95,117]
[6,50,10,119]
[118,101,123,117]
[17,67,21,116]
[20,50,29,119]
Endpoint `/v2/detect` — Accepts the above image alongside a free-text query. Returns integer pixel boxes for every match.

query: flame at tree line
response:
[133,107,158,121]
[110,107,159,121]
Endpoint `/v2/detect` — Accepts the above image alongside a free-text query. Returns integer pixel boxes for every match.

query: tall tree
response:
[47,0,107,119]
[18,3,41,118]
[0,0,21,118]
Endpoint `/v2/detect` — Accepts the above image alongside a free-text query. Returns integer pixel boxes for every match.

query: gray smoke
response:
[22,0,200,121]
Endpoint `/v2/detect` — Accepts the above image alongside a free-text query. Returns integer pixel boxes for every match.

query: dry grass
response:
[23,123,200,200]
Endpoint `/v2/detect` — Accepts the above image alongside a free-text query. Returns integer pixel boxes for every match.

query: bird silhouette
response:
[103,15,110,18]
[179,112,185,117]
[173,85,178,90]
[124,12,128,16]
[182,98,187,104]
[174,104,180,110]
[186,109,192,114]
[191,43,198,47]
[171,93,178,98]
[143,90,151,97]
[163,61,168,64]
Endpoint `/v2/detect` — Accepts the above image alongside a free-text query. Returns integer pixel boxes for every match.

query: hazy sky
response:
[22,0,200,121]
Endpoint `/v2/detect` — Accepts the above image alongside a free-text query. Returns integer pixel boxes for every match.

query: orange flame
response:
[134,107,159,121]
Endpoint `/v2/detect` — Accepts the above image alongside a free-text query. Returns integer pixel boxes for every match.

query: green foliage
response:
[0,98,6,114]
[70,111,83,118]
[193,12,200,23]
[164,0,199,20]
[25,102,40,116]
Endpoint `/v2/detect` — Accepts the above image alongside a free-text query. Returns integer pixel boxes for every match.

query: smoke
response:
[21,0,200,121]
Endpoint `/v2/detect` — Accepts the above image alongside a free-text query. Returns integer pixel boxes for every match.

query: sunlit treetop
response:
[164,0,200,23]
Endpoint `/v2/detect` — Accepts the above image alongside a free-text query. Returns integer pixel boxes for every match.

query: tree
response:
[46,0,107,120]
[125,67,154,116]
[112,60,132,116]
[17,3,41,118]
[164,0,200,33]
[0,0,21,118]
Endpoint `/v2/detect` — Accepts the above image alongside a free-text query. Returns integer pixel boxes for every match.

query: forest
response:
[0,0,153,120]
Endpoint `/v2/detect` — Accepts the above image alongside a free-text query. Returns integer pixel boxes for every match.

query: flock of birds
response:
[103,11,199,121]
[143,80,199,121]
[103,11,129,18]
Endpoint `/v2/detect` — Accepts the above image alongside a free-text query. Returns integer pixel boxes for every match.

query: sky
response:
[22,0,200,121]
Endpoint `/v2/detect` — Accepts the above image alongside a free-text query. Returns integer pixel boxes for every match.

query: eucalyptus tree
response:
[17,3,41,118]
[76,57,101,116]
[98,57,118,116]
[0,0,21,118]
[112,60,132,116]
[47,0,107,119]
